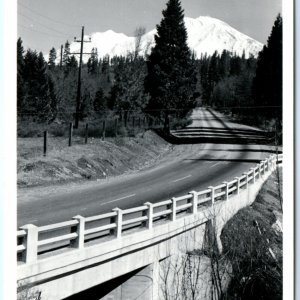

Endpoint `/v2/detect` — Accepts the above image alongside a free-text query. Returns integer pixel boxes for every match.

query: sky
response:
[18,0,282,55]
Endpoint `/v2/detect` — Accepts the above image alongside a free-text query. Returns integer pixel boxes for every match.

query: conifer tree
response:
[68,55,78,69]
[17,38,25,113]
[63,40,71,65]
[22,50,57,121]
[252,14,282,121]
[93,87,106,113]
[219,50,230,79]
[144,0,197,130]
[87,48,98,75]
[101,55,110,75]
[206,51,220,105]
[48,47,57,70]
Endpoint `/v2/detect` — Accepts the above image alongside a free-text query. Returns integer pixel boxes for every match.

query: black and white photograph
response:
[4,0,293,299]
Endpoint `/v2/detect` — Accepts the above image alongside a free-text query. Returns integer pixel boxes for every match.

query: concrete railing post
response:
[20,224,38,263]
[171,197,177,221]
[144,202,153,229]
[269,156,273,170]
[71,215,85,249]
[188,191,198,214]
[222,182,229,201]
[208,186,215,206]
[272,155,276,170]
[257,164,261,179]
[112,208,123,238]
[243,173,249,189]
[251,168,256,183]
[270,155,274,171]
[235,177,240,194]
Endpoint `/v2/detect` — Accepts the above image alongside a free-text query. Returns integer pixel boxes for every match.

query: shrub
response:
[17,122,44,137]
[170,116,192,130]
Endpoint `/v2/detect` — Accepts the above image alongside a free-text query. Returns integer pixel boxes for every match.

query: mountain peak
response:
[67,16,263,62]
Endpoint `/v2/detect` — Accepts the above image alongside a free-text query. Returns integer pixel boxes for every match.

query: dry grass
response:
[17,131,171,187]
[220,169,283,299]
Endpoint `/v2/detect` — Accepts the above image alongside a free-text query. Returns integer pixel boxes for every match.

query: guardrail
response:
[17,153,283,265]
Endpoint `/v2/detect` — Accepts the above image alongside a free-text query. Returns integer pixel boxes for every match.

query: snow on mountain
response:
[184,16,263,57]
[64,16,263,63]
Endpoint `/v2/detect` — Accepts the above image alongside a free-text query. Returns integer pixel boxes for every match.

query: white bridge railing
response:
[17,153,283,265]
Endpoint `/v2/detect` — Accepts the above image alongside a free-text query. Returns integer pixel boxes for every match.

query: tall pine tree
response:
[252,14,282,121]
[63,40,71,65]
[144,0,197,130]
[48,47,57,70]
[87,48,99,75]
[22,50,57,121]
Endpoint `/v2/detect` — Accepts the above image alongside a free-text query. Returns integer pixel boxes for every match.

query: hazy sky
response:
[18,0,282,54]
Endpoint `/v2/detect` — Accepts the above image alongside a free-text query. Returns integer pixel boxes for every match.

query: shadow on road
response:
[156,108,274,146]
[155,129,274,146]
[155,108,274,145]
[184,158,262,164]
[201,148,282,154]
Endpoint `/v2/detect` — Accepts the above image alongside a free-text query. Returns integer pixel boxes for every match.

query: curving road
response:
[17,107,277,227]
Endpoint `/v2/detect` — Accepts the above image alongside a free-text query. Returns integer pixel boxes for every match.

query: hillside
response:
[221,168,282,299]
[17,131,171,188]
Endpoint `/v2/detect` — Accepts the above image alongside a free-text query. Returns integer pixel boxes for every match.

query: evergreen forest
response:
[17,0,282,140]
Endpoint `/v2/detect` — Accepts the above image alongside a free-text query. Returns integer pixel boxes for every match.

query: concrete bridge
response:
[17,154,282,299]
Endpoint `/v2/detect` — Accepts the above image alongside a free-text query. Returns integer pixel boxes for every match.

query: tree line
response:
[17,0,282,134]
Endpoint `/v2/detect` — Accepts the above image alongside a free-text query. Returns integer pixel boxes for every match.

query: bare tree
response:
[134,26,146,59]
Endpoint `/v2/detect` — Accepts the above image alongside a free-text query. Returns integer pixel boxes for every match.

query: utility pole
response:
[72,26,92,128]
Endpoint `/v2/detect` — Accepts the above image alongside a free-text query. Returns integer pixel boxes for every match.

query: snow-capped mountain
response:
[66,16,263,63]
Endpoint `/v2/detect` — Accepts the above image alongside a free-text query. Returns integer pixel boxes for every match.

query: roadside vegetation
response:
[220,168,282,299]
[159,167,283,300]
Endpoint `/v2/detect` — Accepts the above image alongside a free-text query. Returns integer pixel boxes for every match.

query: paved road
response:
[17,108,276,227]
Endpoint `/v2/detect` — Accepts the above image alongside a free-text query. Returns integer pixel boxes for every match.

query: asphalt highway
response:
[17,108,276,227]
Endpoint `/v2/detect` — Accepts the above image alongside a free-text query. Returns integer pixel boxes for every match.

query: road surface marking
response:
[172,174,192,183]
[101,194,136,206]
[210,162,221,168]
[28,219,37,223]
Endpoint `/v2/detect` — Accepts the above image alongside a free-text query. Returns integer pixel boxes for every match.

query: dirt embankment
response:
[220,168,283,299]
[17,131,172,188]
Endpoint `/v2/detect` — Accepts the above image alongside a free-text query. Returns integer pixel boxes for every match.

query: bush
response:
[170,116,192,130]
[18,119,68,138]
[17,121,45,137]
[49,126,67,137]
[78,119,128,138]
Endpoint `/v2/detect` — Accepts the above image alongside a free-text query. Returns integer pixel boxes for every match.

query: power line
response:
[18,23,67,39]
[18,2,80,28]
[18,12,70,37]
